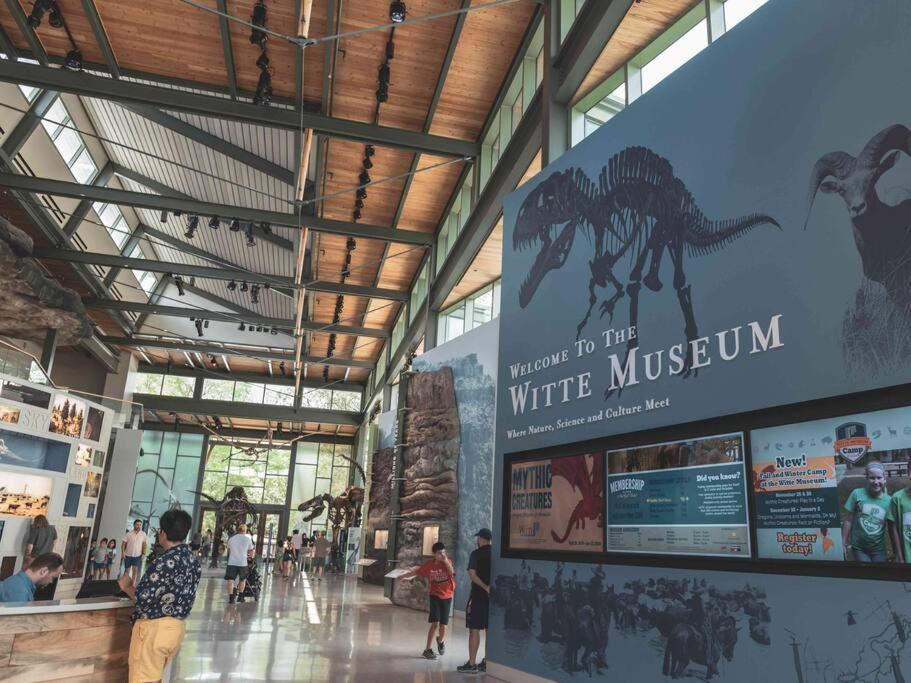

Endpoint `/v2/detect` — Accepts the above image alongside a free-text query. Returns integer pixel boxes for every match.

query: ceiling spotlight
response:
[376,84,389,104]
[253,68,273,106]
[279,361,286,376]
[64,49,83,71]
[250,284,260,304]
[356,187,367,200]
[208,216,221,230]
[174,277,186,296]
[209,353,217,366]
[204,319,210,328]
[27,0,51,28]
[270,328,278,336]
[260,222,272,235]
[229,219,241,232]
[359,170,371,185]
[353,209,362,221]
[184,215,199,239]
[159,210,168,223]
[213,416,223,430]
[194,319,204,337]
[48,1,63,28]
[256,52,270,70]
[256,325,263,333]
[244,222,256,247]
[389,1,407,24]
[346,238,357,251]
[238,322,245,331]
[355,198,364,209]
[250,0,267,47]
[362,156,373,170]
[365,145,375,158]
[227,280,237,292]
[240,281,249,293]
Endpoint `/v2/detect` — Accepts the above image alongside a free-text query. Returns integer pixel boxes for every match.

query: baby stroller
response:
[241,556,262,602]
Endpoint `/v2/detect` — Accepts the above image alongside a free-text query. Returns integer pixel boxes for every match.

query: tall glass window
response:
[40,96,98,184]
[201,444,290,506]
[129,431,204,531]
[289,443,353,534]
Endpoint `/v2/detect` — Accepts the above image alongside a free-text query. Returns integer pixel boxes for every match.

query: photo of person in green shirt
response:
[887,485,911,564]
[842,461,892,563]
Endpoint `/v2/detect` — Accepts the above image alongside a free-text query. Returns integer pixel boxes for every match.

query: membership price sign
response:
[508,452,604,553]
[606,433,750,557]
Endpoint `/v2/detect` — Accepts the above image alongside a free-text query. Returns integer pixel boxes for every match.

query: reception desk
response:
[0,597,134,681]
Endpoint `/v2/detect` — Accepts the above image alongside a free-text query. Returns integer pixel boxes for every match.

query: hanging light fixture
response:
[389,1,407,23]
[229,219,241,232]
[244,222,256,247]
[208,216,221,230]
[227,280,237,292]
[64,49,83,71]
[184,215,199,239]
[159,210,169,223]
[250,0,267,47]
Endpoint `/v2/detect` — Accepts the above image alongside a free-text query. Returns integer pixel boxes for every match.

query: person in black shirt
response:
[458,528,492,674]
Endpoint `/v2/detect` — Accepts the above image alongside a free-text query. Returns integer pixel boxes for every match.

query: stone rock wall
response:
[363,446,393,585]
[391,368,460,610]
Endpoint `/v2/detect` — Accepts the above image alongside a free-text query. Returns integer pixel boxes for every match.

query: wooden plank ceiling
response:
[0,0,537,435]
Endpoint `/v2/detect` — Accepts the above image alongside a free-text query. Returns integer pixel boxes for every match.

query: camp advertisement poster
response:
[751,405,911,562]
[606,433,750,557]
[508,453,604,553]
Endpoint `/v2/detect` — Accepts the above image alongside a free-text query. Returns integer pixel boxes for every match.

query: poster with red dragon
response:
[508,452,604,552]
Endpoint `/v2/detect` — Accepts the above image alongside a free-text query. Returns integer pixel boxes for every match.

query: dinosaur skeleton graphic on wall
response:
[513,146,780,397]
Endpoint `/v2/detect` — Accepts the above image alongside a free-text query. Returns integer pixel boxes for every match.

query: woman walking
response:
[281,537,295,579]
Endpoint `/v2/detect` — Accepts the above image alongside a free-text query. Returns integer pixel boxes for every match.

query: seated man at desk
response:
[0,553,64,602]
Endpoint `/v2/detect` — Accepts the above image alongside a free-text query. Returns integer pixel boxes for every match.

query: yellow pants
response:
[128,617,187,683]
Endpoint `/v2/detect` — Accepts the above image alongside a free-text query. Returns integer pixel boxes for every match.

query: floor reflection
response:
[172,568,489,682]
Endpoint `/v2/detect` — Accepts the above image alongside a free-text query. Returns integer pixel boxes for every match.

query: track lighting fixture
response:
[365,145,375,158]
[27,0,52,28]
[194,319,204,337]
[250,284,260,304]
[160,210,168,223]
[356,187,367,200]
[64,49,82,71]
[227,280,237,292]
[208,216,221,230]
[270,328,278,335]
[184,215,199,239]
[209,353,217,366]
[174,277,185,297]
[48,1,63,28]
[362,156,373,170]
[279,361,286,376]
[244,222,256,247]
[256,325,263,333]
[240,281,249,293]
[213,416,223,430]
[353,209,362,221]
[253,67,273,106]
[260,222,272,235]
[385,39,395,60]
[376,64,391,103]
[238,322,245,331]
[355,198,364,209]
[389,1,407,23]
[256,52,270,70]
[250,0,267,47]
[229,219,241,232]
[346,238,357,252]
[359,170,371,185]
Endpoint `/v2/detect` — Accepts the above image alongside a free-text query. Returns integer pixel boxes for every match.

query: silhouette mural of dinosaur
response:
[513,146,780,397]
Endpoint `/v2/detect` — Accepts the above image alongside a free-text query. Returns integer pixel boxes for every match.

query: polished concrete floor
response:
[172,566,494,682]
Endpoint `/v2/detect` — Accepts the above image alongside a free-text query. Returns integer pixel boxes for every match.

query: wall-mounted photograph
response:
[0,403,20,425]
[61,525,90,580]
[92,449,105,468]
[0,380,51,409]
[0,428,70,473]
[374,529,389,550]
[87,503,95,519]
[84,471,102,499]
[48,395,85,438]
[82,406,104,442]
[74,443,92,468]
[62,483,81,517]
[0,470,52,516]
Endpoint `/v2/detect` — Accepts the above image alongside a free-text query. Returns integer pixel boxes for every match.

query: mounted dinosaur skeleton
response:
[514,146,780,397]
[190,485,260,568]
[297,451,367,543]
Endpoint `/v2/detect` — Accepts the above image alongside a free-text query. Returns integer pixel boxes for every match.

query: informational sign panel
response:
[606,434,750,557]
[751,406,911,563]
[508,452,604,553]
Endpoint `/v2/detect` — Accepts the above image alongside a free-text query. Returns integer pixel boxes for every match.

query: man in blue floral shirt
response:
[118,509,201,683]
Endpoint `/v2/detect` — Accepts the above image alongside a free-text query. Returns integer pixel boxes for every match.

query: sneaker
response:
[478,659,486,672]
[436,638,445,656]
[422,649,437,660]
[237,594,246,603]
[228,594,236,604]
[457,662,479,674]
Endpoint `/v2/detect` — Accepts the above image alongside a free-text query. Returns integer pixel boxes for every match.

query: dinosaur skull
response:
[514,170,579,308]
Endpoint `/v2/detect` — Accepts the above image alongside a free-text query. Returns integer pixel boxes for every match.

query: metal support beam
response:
[136,362,364,393]
[0,60,479,158]
[0,24,19,60]
[87,298,388,338]
[63,161,115,237]
[542,0,569,165]
[135,393,361,426]
[152,421,355,444]
[80,0,121,78]
[553,0,635,105]
[40,329,57,375]
[3,0,48,66]
[1,88,57,158]
[121,107,294,185]
[0,172,433,246]
[100,336,375,369]
[134,274,170,330]
[215,0,238,99]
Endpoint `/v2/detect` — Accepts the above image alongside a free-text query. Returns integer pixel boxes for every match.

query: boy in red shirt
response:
[402,541,455,660]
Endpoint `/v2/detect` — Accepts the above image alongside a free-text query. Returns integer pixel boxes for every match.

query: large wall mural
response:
[490,0,911,681]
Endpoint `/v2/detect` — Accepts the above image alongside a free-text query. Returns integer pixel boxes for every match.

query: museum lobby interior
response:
[3,0,911,681]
